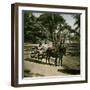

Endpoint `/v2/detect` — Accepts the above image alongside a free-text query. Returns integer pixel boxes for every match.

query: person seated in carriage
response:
[37,42,45,60]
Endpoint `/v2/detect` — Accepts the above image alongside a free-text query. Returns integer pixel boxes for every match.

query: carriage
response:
[28,42,66,66]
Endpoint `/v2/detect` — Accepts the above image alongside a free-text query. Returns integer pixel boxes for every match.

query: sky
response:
[61,14,76,29]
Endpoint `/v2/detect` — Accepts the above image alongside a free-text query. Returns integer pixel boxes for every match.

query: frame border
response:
[11,3,88,87]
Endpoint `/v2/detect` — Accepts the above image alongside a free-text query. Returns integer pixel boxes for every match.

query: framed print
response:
[11,3,88,87]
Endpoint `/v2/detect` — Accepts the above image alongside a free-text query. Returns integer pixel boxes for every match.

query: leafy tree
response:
[24,12,47,43]
[24,12,79,44]
[74,14,80,33]
[73,14,81,42]
[37,13,66,42]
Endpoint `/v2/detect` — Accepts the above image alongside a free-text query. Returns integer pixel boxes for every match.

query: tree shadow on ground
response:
[58,69,80,75]
[57,66,80,75]
[24,58,54,66]
[24,69,44,77]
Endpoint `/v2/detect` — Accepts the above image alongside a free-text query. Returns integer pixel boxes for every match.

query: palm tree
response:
[73,14,80,35]
[37,13,66,43]
[24,12,37,42]
[24,12,48,43]
[73,14,80,42]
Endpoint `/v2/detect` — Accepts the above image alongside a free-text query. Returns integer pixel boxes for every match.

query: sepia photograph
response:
[23,11,80,77]
[11,3,87,87]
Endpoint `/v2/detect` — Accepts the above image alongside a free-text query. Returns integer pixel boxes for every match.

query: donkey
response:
[46,45,66,66]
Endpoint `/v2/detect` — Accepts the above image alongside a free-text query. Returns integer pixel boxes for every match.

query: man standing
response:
[58,40,65,66]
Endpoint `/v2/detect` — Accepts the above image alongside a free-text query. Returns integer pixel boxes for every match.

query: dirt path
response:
[24,57,79,77]
[24,43,80,77]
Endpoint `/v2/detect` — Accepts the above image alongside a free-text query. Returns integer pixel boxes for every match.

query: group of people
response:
[36,40,66,66]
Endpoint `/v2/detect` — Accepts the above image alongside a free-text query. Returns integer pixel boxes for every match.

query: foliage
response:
[24,12,80,44]
[24,12,47,43]
[37,13,66,41]
[73,14,80,42]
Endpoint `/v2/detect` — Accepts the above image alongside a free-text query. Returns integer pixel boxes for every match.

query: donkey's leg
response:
[48,56,50,64]
[61,55,63,66]
[58,55,61,66]
[41,54,43,62]
[46,56,48,63]
[46,56,50,64]
[38,54,39,60]
[55,57,57,66]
